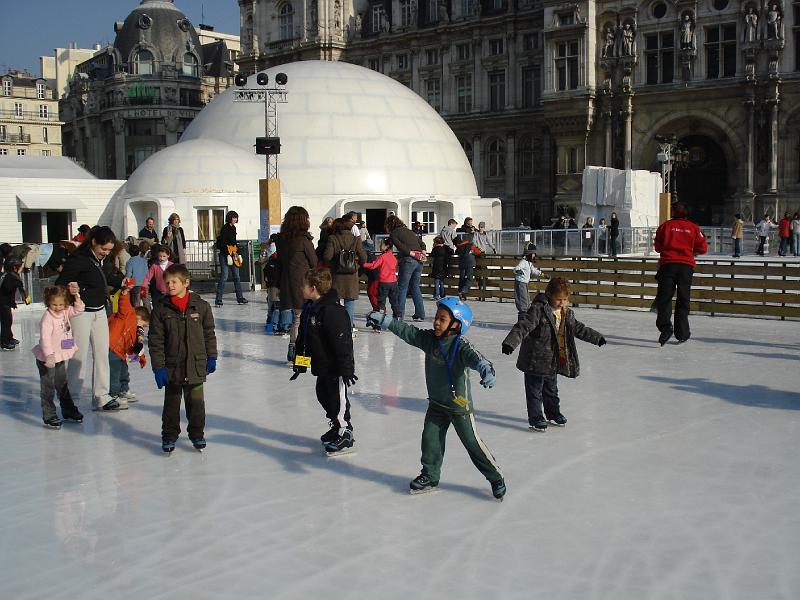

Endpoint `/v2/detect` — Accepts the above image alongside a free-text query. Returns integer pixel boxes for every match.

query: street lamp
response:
[655,134,688,222]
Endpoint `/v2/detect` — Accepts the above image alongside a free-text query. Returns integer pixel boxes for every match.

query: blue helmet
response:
[436,297,473,333]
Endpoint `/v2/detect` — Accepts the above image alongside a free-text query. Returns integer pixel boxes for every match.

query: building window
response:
[39,105,48,119]
[425,78,441,111]
[456,74,473,112]
[491,0,504,9]
[400,0,413,26]
[2,79,11,96]
[14,103,23,118]
[488,70,505,111]
[368,58,381,71]
[521,65,541,107]
[42,127,48,143]
[280,3,295,39]
[397,54,409,70]
[0,125,5,140]
[17,149,26,156]
[489,38,505,55]
[461,140,473,166]
[568,147,578,173]
[41,149,51,156]
[133,49,154,75]
[371,4,382,33]
[197,208,226,241]
[411,210,435,233]
[645,31,674,84]
[428,0,439,23]
[487,139,506,177]
[555,41,579,90]
[183,53,199,77]
[0,149,7,155]
[426,48,440,65]
[36,82,46,99]
[559,12,575,25]
[456,43,471,61]
[705,24,737,78]
[523,33,539,50]
[519,137,534,176]
[462,0,474,15]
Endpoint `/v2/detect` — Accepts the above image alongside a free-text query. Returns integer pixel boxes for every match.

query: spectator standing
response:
[731,213,744,258]
[457,217,476,239]
[429,236,452,301]
[161,213,187,265]
[473,222,496,254]
[323,218,367,330]
[214,211,248,307]
[597,218,608,254]
[778,212,792,257]
[653,202,708,346]
[139,217,159,242]
[277,206,318,363]
[386,215,426,321]
[439,219,458,251]
[791,213,800,257]
[609,212,620,257]
[454,236,475,301]
[581,217,595,255]
[72,224,90,244]
[755,214,777,256]
[316,217,334,264]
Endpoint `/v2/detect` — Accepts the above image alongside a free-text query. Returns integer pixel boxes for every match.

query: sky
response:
[0,0,241,75]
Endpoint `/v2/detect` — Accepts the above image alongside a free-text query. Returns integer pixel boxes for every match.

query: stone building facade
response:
[0,70,63,158]
[60,0,238,180]
[239,0,800,226]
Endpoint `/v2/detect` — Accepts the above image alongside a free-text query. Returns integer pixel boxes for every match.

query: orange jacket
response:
[109,292,143,363]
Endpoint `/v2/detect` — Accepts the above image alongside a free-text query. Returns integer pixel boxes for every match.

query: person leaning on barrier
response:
[731,213,744,258]
[161,213,187,265]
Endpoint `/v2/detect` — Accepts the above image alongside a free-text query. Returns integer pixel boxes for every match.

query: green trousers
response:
[420,402,503,484]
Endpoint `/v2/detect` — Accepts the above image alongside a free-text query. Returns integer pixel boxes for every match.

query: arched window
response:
[518,136,534,177]
[487,139,505,177]
[183,53,199,77]
[279,3,294,40]
[133,49,154,75]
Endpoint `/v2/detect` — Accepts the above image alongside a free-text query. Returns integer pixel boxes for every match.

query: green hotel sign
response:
[127,84,157,99]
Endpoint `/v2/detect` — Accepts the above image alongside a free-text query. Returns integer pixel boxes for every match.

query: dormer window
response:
[183,53,199,77]
[2,79,11,96]
[558,13,575,26]
[133,50,154,75]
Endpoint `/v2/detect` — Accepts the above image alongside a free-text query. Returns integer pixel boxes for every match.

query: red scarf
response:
[170,293,190,313]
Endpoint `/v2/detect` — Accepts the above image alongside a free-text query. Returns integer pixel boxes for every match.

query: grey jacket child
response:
[503,292,604,378]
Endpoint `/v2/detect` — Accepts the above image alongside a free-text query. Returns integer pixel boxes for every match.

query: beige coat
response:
[731,219,744,239]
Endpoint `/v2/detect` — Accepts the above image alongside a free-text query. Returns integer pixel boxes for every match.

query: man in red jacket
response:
[653,202,708,346]
[778,212,791,256]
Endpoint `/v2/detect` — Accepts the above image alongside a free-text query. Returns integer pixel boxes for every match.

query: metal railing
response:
[0,133,31,143]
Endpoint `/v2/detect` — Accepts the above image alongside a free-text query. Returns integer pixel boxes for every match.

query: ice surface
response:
[1,296,799,599]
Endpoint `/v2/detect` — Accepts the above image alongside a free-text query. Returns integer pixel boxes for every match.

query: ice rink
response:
[1,294,799,599]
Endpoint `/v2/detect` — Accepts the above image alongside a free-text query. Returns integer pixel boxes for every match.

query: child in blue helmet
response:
[367,297,506,500]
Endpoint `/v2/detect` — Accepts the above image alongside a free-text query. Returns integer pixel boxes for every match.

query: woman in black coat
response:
[609,212,620,257]
[214,211,248,306]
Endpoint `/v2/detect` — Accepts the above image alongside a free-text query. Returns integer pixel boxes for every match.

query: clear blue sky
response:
[0,0,240,75]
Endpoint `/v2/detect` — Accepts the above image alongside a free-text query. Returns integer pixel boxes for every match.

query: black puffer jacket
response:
[295,289,354,379]
[55,245,115,309]
[148,293,218,385]
[502,292,603,378]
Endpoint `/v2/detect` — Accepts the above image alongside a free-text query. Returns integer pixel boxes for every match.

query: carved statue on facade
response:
[473,0,482,17]
[334,0,342,36]
[743,6,758,43]
[622,23,635,56]
[766,4,781,40]
[410,0,417,24]
[438,0,449,23]
[354,12,363,38]
[603,26,615,57]
[680,13,695,50]
[309,0,318,33]
[382,9,391,32]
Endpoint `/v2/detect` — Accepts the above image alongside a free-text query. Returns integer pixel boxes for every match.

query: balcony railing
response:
[0,133,31,143]
[0,109,61,122]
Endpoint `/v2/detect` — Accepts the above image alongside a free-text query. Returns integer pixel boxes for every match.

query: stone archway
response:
[675,135,728,225]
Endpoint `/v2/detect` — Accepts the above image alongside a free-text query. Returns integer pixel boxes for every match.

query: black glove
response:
[343,374,358,387]
[598,337,607,347]
[290,368,301,381]
[502,343,514,355]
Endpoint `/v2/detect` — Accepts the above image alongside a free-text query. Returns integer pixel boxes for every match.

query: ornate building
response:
[240,0,799,225]
[60,0,238,180]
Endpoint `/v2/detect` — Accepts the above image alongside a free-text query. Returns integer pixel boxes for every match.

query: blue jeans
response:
[793,233,800,256]
[108,350,130,397]
[779,237,789,256]
[523,372,560,423]
[268,300,293,332]
[215,255,244,303]
[458,264,474,296]
[396,256,425,320]
[733,238,741,257]
[342,298,354,329]
[433,278,445,300]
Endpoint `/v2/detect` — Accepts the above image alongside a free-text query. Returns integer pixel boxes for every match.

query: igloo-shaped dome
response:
[181,61,478,197]
[125,138,265,196]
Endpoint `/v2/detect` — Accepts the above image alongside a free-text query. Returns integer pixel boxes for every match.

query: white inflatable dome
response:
[125,138,265,196]
[181,60,478,197]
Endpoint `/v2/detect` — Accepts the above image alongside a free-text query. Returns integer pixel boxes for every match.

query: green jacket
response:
[148,293,218,385]
[388,320,489,415]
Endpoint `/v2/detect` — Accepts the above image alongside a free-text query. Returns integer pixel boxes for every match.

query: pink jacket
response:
[142,261,172,295]
[362,251,398,283]
[32,300,85,363]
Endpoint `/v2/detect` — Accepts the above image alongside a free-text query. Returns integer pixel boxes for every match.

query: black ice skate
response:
[529,418,548,432]
[324,429,355,457]
[43,416,62,430]
[191,437,206,451]
[320,422,339,445]
[409,474,439,495]
[658,330,673,346]
[548,413,567,427]
[491,478,507,501]
[62,409,84,424]
[162,440,175,454]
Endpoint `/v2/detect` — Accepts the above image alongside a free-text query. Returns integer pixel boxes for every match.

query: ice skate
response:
[62,409,84,424]
[118,390,138,403]
[320,422,339,445]
[43,416,62,430]
[409,474,439,495]
[191,437,206,452]
[547,414,567,427]
[529,418,548,432]
[658,330,673,346]
[491,478,507,501]
[324,429,355,457]
[162,440,175,454]
[286,342,296,366]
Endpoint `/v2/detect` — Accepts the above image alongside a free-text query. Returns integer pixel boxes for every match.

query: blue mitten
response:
[476,359,496,389]
[154,367,169,389]
[366,311,392,330]
[206,357,217,374]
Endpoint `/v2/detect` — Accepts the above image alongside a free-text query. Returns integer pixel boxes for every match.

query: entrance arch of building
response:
[124,196,174,238]
[337,199,400,237]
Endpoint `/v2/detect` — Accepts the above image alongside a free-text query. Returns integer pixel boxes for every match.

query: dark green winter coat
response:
[502,292,603,378]
[148,293,217,385]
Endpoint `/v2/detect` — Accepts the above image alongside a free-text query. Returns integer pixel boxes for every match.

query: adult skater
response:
[653,202,708,346]
[322,217,367,330]
[367,298,505,500]
[214,211,248,307]
[385,215,426,322]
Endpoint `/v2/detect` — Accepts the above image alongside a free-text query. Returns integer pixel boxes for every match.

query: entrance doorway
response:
[365,208,387,237]
[21,212,42,243]
[675,135,728,225]
[46,211,70,243]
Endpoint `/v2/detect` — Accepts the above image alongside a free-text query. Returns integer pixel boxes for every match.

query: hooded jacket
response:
[109,292,142,361]
[32,299,84,363]
[295,288,355,379]
[502,292,604,378]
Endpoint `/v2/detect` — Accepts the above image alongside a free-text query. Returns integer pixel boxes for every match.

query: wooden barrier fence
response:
[395,255,800,320]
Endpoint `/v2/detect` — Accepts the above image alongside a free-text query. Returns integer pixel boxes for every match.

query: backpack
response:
[336,237,358,275]
[264,253,282,287]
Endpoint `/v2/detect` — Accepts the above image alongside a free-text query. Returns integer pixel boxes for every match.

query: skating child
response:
[0,256,30,350]
[291,268,358,455]
[362,238,400,319]
[264,248,291,336]
[148,264,217,453]
[124,242,149,307]
[514,252,547,320]
[108,279,150,407]
[501,277,606,432]
[367,298,506,500]
[32,283,85,428]
[140,245,172,306]
[429,236,451,301]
